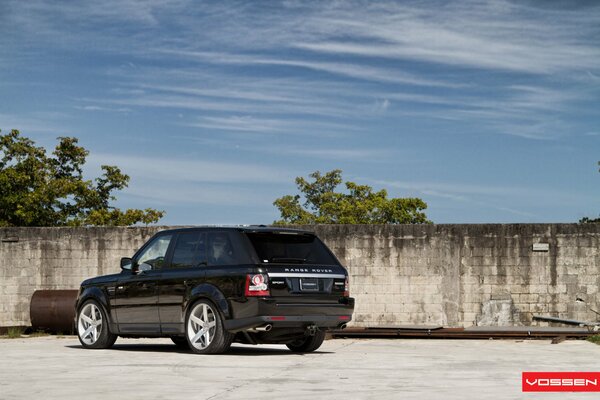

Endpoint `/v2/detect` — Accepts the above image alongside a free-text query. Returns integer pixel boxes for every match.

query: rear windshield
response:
[245,232,339,265]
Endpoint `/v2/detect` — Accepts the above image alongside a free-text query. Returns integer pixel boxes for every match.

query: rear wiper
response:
[270,257,306,264]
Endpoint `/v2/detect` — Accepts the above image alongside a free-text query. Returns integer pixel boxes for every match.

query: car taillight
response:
[344,276,349,297]
[245,274,270,297]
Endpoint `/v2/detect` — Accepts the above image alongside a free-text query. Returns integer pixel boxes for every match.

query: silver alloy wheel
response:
[78,303,102,345]
[187,303,217,350]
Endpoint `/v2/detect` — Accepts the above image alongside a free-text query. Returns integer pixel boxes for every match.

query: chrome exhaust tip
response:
[339,323,347,330]
[248,324,272,332]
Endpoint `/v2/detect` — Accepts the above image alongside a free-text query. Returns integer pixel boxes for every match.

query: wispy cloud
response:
[5,1,593,142]
[392,84,592,140]
[120,181,276,208]
[170,134,390,161]
[0,112,71,136]
[74,105,131,113]
[292,2,600,75]
[155,49,461,88]
[6,1,600,79]
[253,145,392,161]
[371,178,596,207]
[368,179,566,220]
[82,71,369,119]
[186,116,290,133]
[87,153,291,185]
[85,152,295,210]
[184,115,359,137]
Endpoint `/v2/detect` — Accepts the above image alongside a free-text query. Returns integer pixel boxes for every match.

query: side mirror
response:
[120,257,133,271]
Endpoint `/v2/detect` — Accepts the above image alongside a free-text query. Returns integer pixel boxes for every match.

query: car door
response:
[115,233,173,334]
[158,230,207,334]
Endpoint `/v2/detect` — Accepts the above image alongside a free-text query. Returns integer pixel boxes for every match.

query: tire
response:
[185,299,233,354]
[171,336,189,349]
[76,299,117,349]
[286,330,326,353]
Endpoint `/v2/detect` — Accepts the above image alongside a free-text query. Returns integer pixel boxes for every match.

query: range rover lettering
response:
[75,227,354,354]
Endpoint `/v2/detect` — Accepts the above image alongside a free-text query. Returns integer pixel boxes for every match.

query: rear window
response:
[245,232,339,265]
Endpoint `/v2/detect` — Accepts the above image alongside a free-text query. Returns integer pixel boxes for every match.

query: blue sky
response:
[1,0,599,225]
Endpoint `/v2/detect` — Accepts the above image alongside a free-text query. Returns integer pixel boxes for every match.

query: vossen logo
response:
[526,378,597,386]
[523,372,600,392]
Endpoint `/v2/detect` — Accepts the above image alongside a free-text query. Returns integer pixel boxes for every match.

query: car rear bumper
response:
[225,296,354,332]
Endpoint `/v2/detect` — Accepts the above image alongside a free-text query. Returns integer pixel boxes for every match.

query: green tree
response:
[580,161,600,223]
[273,169,430,225]
[0,129,164,226]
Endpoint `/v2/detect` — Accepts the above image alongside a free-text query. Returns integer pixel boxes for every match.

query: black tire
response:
[286,330,326,353]
[185,299,233,354]
[76,299,117,349]
[171,336,189,349]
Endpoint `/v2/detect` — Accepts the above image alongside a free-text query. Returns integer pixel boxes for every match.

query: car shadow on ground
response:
[64,343,333,356]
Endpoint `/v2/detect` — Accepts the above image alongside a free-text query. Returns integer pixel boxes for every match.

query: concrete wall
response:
[1,224,599,328]
[0,227,162,327]
[306,224,600,328]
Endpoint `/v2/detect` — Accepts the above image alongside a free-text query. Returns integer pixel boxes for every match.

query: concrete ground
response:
[0,337,599,400]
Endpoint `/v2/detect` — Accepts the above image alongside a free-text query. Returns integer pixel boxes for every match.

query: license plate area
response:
[299,278,319,292]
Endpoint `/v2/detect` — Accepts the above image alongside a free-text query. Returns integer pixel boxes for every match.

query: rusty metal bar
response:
[533,315,599,327]
[30,290,78,333]
[330,326,595,340]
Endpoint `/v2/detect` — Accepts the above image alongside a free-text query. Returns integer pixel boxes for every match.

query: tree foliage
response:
[273,169,430,225]
[0,129,164,226]
[580,161,600,224]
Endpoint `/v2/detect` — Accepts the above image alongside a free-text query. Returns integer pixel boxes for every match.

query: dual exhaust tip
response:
[248,323,347,332]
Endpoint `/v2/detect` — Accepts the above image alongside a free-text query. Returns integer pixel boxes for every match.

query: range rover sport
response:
[75,226,354,354]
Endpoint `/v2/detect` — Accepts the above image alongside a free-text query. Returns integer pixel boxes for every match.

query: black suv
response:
[75,226,354,354]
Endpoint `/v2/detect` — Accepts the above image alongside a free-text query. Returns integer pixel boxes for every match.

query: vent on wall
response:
[532,243,550,252]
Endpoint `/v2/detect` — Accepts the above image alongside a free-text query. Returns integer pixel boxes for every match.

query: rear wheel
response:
[286,330,326,353]
[76,300,117,349]
[185,299,233,354]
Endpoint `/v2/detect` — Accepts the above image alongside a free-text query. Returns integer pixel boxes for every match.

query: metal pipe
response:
[30,290,78,333]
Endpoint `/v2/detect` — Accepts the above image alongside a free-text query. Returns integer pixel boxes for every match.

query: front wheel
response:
[76,300,117,349]
[185,299,233,354]
[286,330,326,353]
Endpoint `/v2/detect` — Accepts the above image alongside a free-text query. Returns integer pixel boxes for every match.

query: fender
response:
[77,287,110,312]
[76,286,117,331]
[186,283,231,320]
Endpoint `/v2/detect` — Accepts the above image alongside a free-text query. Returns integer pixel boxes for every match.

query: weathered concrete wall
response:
[305,224,600,328]
[0,227,163,327]
[1,224,599,328]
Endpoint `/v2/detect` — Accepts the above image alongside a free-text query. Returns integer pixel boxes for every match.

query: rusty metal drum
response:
[30,290,78,333]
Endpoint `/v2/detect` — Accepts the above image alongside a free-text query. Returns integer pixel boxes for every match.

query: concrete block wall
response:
[0,227,162,327]
[305,224,600,328]
[1,224,599,328]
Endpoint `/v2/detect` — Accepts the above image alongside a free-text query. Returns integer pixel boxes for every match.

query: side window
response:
[207,231,251,266]
[136,234,173,270]
[171,232,206,269]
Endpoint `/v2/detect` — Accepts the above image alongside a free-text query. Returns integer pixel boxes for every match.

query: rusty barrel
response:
[30,290,79,333]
